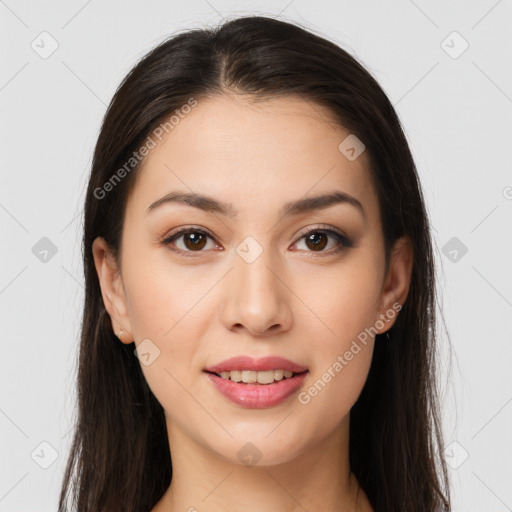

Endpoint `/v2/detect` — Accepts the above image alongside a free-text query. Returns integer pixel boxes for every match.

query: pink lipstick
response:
[204,355,308,409]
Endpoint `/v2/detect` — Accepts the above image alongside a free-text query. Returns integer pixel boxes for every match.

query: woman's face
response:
[93,94,411,466]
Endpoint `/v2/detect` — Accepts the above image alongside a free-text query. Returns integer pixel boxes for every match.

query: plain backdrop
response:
[1,1,511,510]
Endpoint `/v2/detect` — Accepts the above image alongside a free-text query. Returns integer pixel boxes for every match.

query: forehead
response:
[126,94,379,222]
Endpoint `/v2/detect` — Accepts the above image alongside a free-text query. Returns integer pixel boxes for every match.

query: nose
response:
[220,247,293,337]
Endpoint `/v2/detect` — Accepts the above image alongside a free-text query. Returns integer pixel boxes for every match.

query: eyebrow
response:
[146,190,365,219]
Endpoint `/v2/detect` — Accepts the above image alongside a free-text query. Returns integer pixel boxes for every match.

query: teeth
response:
[218,369,296,384]
[241,370,257,383]
[274,369,284,381]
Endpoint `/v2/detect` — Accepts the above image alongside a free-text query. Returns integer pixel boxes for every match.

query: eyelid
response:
[163,224,217,241]
[293,223,349,243]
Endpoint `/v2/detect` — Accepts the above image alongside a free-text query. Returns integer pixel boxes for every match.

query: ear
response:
[375,235,413,334]
[91,237,133,344]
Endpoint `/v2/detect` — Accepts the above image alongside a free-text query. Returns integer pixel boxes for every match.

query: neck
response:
[152,414,372,512]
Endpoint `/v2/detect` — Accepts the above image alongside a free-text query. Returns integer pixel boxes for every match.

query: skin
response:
[93,93,413,512]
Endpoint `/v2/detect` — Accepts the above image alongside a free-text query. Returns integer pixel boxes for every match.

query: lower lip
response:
[204,371,309,409]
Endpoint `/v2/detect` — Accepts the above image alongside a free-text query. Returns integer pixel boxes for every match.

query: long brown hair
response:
[59,15,451,511]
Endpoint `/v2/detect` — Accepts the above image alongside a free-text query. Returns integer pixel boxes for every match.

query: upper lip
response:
[204,355,308,374]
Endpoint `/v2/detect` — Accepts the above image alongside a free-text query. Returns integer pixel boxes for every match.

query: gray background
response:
[1,0,511,510]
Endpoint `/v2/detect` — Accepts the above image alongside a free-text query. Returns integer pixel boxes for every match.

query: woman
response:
[58,15,452,512]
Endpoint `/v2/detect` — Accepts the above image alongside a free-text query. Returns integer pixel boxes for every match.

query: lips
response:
[204,355,309,408]
[205,370,309,408]
[204,355,308,374]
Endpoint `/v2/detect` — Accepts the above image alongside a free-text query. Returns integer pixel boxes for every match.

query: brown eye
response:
[293,228,351,254]
[181,232,208,251]
[304,232,329,251]
[162,228,218,256]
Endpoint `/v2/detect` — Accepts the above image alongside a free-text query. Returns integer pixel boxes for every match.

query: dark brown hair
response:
[59,15,451,512]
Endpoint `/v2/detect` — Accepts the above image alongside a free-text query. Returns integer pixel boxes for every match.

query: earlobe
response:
[376,235,413,333]
[91,237,133,344]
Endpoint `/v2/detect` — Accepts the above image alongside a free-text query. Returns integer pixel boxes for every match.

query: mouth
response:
[203,369,309,409]
[203,355,309,408]
[204,369,309,385]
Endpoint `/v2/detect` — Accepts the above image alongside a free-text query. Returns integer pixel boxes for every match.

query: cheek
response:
[300,257,382,343]
[296,342,373,448]
[122,257,209,393]
[292,257,379,414]
[124,248,210,339]
[296,268,378,428]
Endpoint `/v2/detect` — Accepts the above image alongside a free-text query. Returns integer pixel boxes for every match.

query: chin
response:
[212,434,307,468]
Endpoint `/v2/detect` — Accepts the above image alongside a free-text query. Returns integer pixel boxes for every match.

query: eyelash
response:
[161,224,353,259]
